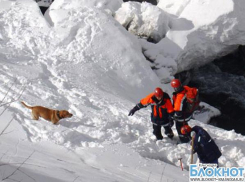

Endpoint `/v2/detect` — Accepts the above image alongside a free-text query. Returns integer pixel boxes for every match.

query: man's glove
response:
[128,105,140,116]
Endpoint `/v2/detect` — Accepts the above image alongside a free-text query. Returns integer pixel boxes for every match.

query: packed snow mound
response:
[82,0,123,14]
[1,0,245,173]
[0,0,160,146]
[141,0,245,82]
[157,0,191,17]
[1,0,159,100]
[45,0,123,24]
[114,2,169,43]
[47,0,123,16]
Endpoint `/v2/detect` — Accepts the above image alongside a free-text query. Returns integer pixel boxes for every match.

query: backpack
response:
[183,86,200,112]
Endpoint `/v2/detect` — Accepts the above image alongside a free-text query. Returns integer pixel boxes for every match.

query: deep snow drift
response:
[0,0,245,181]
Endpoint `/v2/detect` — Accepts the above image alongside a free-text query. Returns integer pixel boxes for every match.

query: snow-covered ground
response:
[0,0,245,181]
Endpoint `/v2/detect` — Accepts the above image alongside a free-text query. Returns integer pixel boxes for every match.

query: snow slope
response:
[0,0,245,181]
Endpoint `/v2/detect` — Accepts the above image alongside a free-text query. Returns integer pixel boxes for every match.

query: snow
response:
[115,0,245,82]
[0,0,245,181]
[114,2,169,43]
[36,0,53,8]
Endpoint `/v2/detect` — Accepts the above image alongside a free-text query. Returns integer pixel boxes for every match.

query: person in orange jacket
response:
[171,79,199,143]
[128,88,175,140]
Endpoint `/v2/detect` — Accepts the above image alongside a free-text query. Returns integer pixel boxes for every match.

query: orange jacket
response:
[140,92,174,122]
[172,86,192,111]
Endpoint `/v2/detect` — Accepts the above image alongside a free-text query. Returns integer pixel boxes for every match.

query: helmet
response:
[171,79,181,88]
[154,87,164,98]
[181,125,192,135]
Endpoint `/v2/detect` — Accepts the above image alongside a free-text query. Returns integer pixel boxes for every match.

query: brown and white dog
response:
[21,101,73,124]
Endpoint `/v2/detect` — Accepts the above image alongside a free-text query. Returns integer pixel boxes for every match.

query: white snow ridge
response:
[0,0,245,182]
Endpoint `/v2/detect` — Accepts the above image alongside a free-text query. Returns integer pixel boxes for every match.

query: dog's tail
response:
[21,101,33,109]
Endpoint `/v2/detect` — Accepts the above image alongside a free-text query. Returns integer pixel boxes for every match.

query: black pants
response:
[153,124,173,140]
[175,121,190,143]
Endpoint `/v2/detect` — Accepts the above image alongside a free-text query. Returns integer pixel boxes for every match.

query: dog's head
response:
[59,110,73,119]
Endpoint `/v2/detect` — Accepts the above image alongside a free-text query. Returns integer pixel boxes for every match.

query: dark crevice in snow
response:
[177,45,245,135]
[35,0,54,15]
[39,6,49,15]
[123,0,157,5]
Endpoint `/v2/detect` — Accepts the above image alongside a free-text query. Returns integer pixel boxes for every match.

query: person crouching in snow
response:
[128,88,175,140]
[181,125,222,166]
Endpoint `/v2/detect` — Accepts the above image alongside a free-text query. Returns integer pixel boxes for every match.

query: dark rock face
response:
[179,46,245,135]
[214,46,245,77]
[123,0,157,5]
